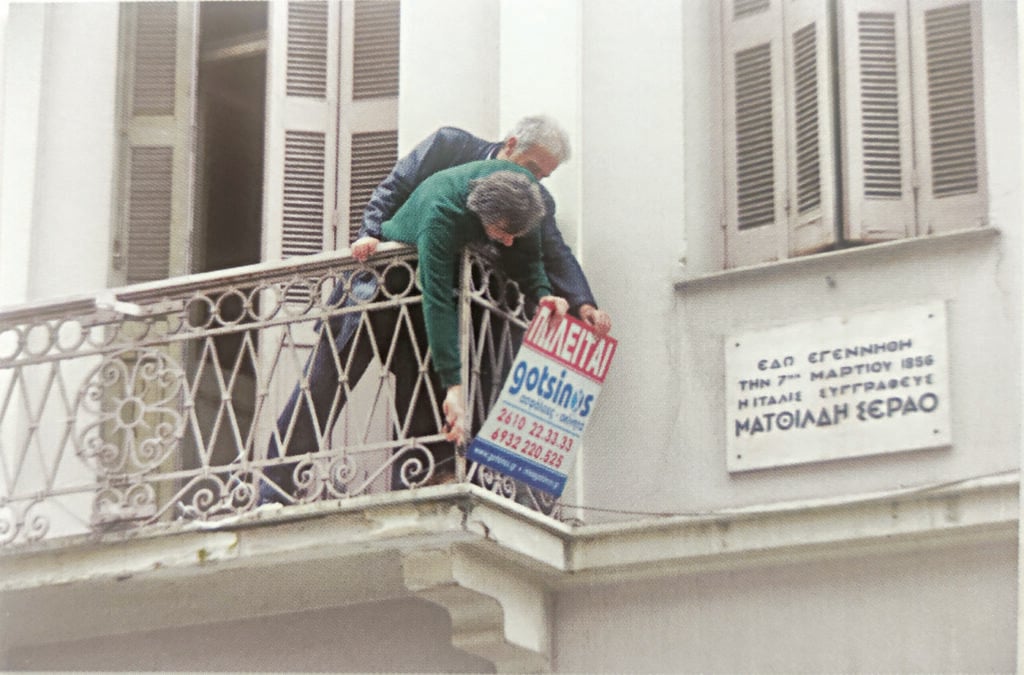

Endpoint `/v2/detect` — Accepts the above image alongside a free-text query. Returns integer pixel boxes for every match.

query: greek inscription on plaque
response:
[725,302,951,471]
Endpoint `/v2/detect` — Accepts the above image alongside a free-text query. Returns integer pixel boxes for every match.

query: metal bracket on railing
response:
[94,291,144,317]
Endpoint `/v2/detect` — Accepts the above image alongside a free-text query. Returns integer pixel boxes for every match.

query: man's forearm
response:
[541,222,597,312]
[360,161,419,239]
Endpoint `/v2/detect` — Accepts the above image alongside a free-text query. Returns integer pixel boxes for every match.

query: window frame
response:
[720,0,987,270]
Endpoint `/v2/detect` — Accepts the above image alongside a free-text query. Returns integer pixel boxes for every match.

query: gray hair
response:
[504,115,572,163]
[466,171,545,236]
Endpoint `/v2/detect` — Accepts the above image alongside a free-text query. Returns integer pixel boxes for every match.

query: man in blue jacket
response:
[351,116,610,335]
[261,116,609,502]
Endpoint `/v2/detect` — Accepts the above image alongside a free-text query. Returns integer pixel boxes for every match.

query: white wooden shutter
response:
[348,130,398,242]
[352,0,400,100]
[115,2,197,285]
[784,0,839,255]
[837,0,915,242]
[338,0,399,245]
[263,0,340,263]
[910,0,986,234]
[723,0,790,268]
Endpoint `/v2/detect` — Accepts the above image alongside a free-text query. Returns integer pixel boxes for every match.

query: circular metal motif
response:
[75,349,187,476]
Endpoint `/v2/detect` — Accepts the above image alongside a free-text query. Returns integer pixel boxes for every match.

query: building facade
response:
[1,0,1021,671]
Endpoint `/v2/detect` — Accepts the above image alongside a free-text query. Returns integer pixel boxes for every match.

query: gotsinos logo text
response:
[508,303,617,418]
[508,363,594,417]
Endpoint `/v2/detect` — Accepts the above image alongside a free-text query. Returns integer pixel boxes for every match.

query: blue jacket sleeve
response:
[497,227,552,302]
[360,128,490,239]
[536,188,597,312]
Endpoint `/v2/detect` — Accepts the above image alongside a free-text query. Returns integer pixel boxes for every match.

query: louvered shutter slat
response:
[923,3,978,198]
[734,43,777,232]
[785,0,838,256]
[910,0,985,233]
[119,2,195,285]
[286,2,328,98]
[281,129,326,259]
[734,0,771,20]
[723,0,789,267]
[859,12,902,200]
[793,24,822,215]
[838,0,915,243]
[337,1,399,246]
[126,144,173,283]
[353,0,399,100]
[348,131,398,242]
[265,0,339,271]
[132,4,177,116]
[263,1,340,304]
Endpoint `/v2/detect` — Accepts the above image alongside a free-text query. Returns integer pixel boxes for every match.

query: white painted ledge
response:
[1,473,1017,671]
[674,226,1000,291]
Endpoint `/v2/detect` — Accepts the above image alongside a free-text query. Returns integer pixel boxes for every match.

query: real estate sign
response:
[467,302,617,496]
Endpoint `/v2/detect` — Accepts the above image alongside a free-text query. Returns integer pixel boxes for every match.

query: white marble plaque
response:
[726,302,951,471]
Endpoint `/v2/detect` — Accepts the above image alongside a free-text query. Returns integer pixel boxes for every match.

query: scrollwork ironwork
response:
[175,472,256,521]
[0,499,50,545]
[75,349,186,475]
[0,245,563,549]
[93,483,158,526]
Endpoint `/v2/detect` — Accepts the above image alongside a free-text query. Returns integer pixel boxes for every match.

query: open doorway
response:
[186,2,268,478]
[195,1,266,274]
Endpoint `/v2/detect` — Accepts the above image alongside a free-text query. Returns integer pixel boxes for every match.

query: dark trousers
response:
[261,266,448,502]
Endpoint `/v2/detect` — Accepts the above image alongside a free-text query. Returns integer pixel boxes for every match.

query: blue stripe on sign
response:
[467,438,567,496]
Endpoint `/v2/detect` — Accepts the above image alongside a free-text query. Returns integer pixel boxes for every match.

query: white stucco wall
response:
[398,0,501,152]
[0,3,45,308]
[649,0,1020,515]
[498,0,581,251]
[0,3,119,307]
[0,3,121,544]
[6,597,495,673]
[560,0,1022,519]
[575,0,687,514]
[1019,0,1024,668]
[495,0,585,503]
[554,540,1017,673]
[26,3,119,300]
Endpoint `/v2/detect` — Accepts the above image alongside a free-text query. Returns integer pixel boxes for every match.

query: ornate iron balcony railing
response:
[0,244,558,549]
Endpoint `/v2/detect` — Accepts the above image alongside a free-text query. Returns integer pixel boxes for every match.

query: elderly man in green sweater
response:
[367,159,569,445]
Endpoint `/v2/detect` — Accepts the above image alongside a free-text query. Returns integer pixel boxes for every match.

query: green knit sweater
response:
[381,160,552,388]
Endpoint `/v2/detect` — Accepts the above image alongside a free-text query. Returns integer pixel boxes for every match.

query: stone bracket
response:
[402,547,550,673]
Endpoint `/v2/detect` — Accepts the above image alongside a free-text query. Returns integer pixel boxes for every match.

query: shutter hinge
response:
[112,237,124,271]
[330,209,340,248]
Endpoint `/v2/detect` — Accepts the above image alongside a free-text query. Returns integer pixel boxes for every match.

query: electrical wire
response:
[555,468,1019,521]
